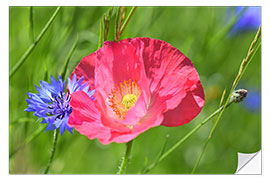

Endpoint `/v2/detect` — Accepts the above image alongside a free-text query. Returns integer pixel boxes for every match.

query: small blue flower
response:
[242,89,261,112]
[229,7,261,35]
[25,74,95,135]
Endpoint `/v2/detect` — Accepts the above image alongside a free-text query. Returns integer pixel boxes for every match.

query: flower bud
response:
[230,89,248,103]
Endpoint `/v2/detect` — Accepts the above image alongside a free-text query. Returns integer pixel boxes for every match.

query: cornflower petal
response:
[25,74,94,135]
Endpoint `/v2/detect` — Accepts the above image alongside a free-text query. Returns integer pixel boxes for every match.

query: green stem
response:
[10,117,34,126]
[143,102,232,173]
[42,31,78,173]
[98,18,103,49]
[29,6,34,42]
[115,7,121,41]
[117,140,133,174]
[9,126,46,159]
[61,35,78,79]
[159,103,232,162]
[191,89,226,173]
[43,130,59,174]
[191,135,210,174]
[119,7,137,37]
[142,135,169,174]
[144,25,261,174]
[191,25,261,174]
[10,6,61,79]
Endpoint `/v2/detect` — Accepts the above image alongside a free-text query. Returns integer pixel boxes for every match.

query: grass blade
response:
[61,35,78,79]
[9,125,46,159]
[29,6,34,42]
[191,89,226,174]
[142,134,169,174]
[191,26,261,174]
[120,7,137,36]
[10,6,62,79]
[98,18,103,49]
[143,26,260,173]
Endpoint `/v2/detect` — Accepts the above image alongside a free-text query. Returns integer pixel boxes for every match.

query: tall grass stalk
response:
[191,25,261,174]
[9,6,61,79]
[61,35,78,79]
[29,6,34,42]
[142,135,169,174]
[103,7,114,42]
[9,126,46,159]
[98,7,114,48]
[98,18,103,49]
[190,89,226,173]
[10,34,78,177]
[142,102,232,174]
[115,6,137,41]
[120,7,137,36]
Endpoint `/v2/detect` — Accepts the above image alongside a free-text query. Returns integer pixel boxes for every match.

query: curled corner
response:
[235,150,261,174]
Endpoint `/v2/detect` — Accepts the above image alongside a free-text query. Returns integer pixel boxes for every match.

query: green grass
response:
[9,6,261,174]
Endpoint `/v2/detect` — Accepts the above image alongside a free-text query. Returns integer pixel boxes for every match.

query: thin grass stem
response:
[98,18,103,49]
[143,102,232,173]
[191,26,261,174]
[191,90,226,174]
[120,7,137,36]
[10,21,77,163]
[9,126,46,159]
[29,6,34,42]
[10,6,61,79]
[115,7,121,41]
[142,135,169,174]
[61,35,78,79]
[101,7,114,42]
[143,25,261,174]
[10,117,34,126]
[42,35,81,172]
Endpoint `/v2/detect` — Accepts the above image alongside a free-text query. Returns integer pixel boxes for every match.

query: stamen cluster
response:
[108,79,141,119]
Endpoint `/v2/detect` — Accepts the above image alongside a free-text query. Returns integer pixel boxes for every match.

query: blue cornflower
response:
[242,89,261,112]
[229,7,261,35]
[25,74,95,135]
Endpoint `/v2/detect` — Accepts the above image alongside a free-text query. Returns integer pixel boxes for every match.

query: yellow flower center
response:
[121,94,138,109]
[108,79,141,120]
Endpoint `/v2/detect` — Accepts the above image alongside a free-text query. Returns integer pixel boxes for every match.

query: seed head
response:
[230,89,248,103]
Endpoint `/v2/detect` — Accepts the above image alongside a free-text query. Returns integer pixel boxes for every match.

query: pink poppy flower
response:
[68,37,204,144]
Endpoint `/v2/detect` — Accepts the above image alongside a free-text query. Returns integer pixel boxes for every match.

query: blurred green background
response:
[9,6,261,174]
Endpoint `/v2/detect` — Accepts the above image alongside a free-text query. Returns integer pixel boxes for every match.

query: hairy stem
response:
[43,130,59,174]
[117,140,133,174]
